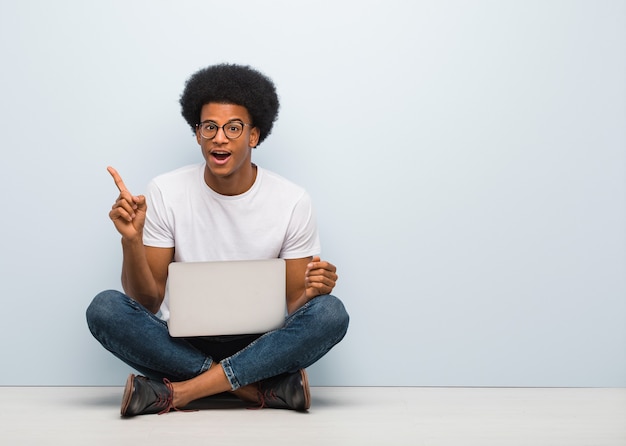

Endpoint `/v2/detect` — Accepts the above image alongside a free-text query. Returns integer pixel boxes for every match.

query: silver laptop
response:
[167,259,286,337]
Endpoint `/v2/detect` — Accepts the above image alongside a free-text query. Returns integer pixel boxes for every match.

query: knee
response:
[85,289,126,335]
[315,294,350,341]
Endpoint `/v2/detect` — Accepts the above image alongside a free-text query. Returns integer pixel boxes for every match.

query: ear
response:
[249,127,260,148]
[195,126,202,145]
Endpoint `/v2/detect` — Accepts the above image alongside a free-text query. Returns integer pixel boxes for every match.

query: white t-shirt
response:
[143,163,321,319]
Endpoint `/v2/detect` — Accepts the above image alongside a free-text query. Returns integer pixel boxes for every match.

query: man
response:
[86,64,349,417]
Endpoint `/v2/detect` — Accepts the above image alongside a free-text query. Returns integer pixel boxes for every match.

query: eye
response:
[228,123,243,132]
[203,123,218,131]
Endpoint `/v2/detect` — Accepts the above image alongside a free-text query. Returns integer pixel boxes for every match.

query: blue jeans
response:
[86,290,349,390]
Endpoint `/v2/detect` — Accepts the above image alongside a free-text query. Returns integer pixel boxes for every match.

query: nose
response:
[213,126,229,143]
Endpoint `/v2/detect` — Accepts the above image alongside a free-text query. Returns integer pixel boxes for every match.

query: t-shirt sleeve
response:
[279,191,321,259]
[143,180,175,248]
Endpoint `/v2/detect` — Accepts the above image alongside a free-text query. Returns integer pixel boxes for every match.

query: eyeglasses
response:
[196,120,252,140]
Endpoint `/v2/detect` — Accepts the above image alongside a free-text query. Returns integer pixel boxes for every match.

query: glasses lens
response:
[224,122,243,139]
[200,123,217,139]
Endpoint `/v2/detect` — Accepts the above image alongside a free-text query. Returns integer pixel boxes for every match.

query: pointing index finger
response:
[107,166,128,193]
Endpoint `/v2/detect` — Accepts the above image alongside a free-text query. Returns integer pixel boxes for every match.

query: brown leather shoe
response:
[120,374,175,417]
[257,369,311,411]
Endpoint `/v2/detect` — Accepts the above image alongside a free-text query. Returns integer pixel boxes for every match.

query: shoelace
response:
[249,387,282,410]
[156,379,176,415]
[156,379,198,415]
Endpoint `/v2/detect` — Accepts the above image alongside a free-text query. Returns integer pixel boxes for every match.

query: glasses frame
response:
[196,120,253,140]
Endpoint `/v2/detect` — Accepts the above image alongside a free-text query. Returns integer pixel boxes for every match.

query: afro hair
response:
[180,64,280,145]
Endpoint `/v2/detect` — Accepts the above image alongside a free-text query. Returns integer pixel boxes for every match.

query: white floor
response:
[1,386,624,446]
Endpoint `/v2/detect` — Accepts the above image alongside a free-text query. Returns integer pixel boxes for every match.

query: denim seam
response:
[222,327,277,389]
[283,296,315,328]
[199,357,213,376]
[126,298,168,330]
[220,358,240,390]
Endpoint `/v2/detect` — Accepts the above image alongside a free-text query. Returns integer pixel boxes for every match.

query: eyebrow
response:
[199,119,245,125]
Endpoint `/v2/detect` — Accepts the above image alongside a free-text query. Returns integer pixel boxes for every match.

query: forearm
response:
[287,293,308,316]
[120,236,162,313]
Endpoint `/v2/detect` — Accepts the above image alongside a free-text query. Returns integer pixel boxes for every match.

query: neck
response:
[204,164,257,196]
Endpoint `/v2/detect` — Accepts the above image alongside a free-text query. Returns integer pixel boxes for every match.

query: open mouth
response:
[211,151,231,162]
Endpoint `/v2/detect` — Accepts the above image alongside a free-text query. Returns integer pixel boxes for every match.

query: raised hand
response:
[107,166,147,240]
[304,256,339,299]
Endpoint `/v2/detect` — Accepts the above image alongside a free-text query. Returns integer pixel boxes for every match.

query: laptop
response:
[167,259,286,337]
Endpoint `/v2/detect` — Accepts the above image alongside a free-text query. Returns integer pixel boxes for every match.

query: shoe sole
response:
[300,369,311,411]
[120,374,135,417]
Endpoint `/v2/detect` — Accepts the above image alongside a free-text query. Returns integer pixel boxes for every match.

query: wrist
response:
[121,234,144,247]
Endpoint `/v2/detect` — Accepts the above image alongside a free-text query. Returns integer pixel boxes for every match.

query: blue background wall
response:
[1,0,624,386]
